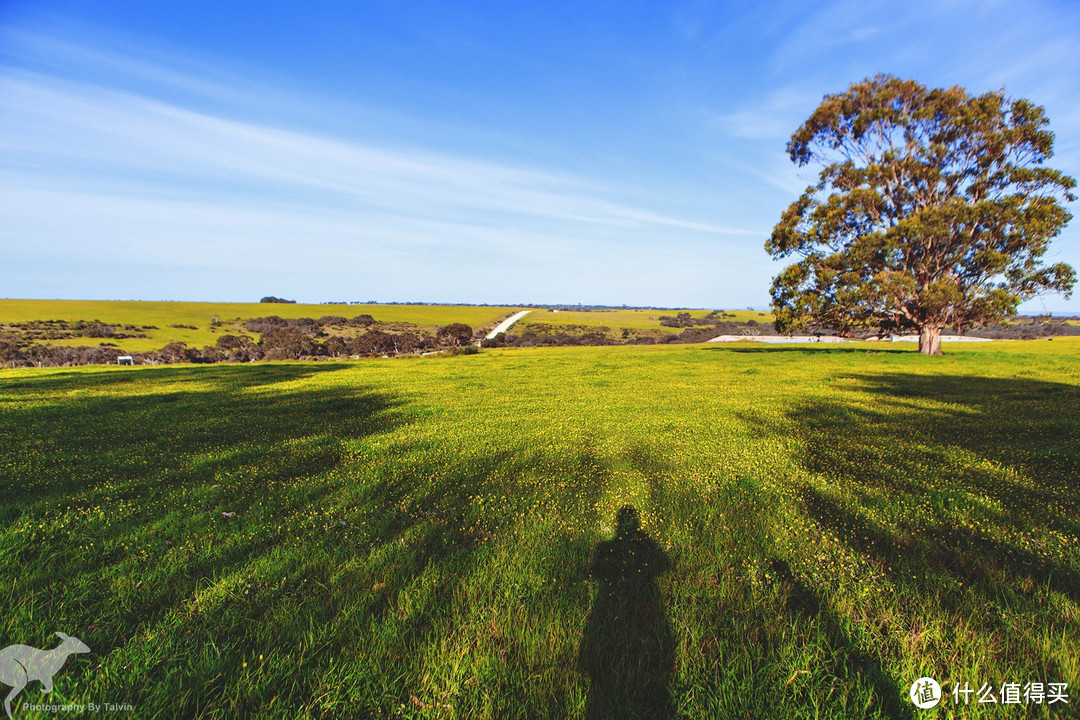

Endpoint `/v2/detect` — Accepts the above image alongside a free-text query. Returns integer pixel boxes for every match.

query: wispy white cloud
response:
[0,34,768,303]
[710,86,821,141]
[763,0,894,75]
[1,30,261,105]
[0,57,762,238]
[0,177,763,305]
[3,9,1077,310]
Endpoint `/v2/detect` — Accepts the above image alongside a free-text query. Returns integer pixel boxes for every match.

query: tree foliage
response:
[766,74,1076,354]
[436,323,474,348]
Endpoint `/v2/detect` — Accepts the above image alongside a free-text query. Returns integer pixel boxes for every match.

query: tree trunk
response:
[918,325,943,356]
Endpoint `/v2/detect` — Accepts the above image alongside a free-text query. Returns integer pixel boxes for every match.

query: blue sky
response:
[2,0,1079,311]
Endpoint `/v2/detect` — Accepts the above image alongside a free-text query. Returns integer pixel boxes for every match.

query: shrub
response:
[436,323,474,348]
[260,328,316,360]
[659,312,695,328]
[156,343,198,364]
[213,334,259,362]
[351,330,397,356]
[323,336,349,357]
[244,316,287,333]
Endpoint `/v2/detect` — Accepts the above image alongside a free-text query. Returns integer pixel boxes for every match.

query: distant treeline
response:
[3,312,1077,368]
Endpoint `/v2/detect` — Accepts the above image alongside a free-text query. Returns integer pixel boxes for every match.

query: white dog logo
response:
[0,632,90,718]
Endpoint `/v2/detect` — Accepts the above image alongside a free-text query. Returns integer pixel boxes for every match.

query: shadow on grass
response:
[0,361,350,397]
[578,506,674,720]
[768,557,910,719]
[0,364,616,717]
[0,363,396,512]
[790,372,1079,532]
[783,372,1080,684]
[0,365,417,713]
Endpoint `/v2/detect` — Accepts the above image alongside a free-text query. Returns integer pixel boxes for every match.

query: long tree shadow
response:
[578,506,675,720]
[789,372,1079,540]
[768,558,911,719]
[784,372,1080,686]
[0,361,350,397]
[0,365,619,717]
[0,364,424,715]
[0,363,398,513]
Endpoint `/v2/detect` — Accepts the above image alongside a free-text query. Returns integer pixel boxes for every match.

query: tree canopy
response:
[436,323,474,348]
[766,74,1076,354]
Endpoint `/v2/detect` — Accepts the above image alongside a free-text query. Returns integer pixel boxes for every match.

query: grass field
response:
[519,308,772,330]
[0,300,521,352]
[2,340,1078,718]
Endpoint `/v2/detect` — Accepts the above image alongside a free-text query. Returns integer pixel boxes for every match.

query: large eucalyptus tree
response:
[767,74,1075,354]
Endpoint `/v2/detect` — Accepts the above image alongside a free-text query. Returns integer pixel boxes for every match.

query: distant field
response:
[2,340,1076,718]
[520,308,773,330]
[0,299,521,352]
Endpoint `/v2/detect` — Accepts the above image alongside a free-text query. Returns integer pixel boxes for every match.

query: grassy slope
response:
[520,308,773,330]
[0,300,521,352]
[1,340,1078,718]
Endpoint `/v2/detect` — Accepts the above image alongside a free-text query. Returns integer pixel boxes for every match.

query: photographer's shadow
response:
[578,506,675,719]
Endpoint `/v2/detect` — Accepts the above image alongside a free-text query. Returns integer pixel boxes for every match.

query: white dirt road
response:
[485,310,531,339]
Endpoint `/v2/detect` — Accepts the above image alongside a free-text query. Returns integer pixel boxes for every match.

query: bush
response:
[394,332,428,354]
[323,336,349,357]
[84,322,117,338]
[436,323,474,348]
[659,312,696,328]
[0,339,21,363]
[214,334,259,362]
[244,316,287,333]
[287,317,320,334]
[675,326,723,343]
[199,346,226,363]
[244,316,321,335]
[155,343,198,364]
[350,330,397,356]
[260,328,316,360]
[215,334,251,350]
[580,331,613,346]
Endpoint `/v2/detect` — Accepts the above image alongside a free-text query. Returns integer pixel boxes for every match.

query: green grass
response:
[1,341,1078,718]
[519,308,772,330]
[0,300,521,351]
